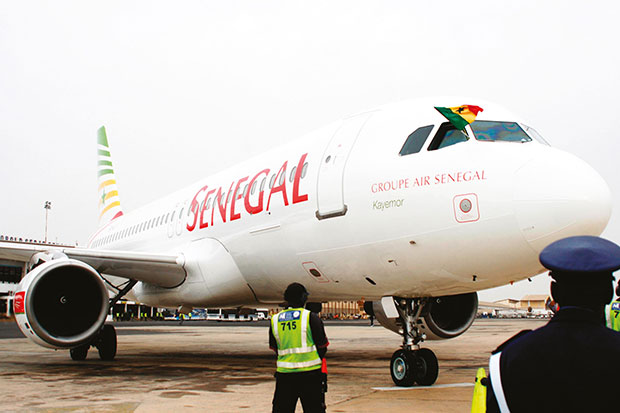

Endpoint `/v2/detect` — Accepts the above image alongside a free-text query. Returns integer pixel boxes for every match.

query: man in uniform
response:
[486,236,620,412]
[270,283,329,413]
[606,278,620,331]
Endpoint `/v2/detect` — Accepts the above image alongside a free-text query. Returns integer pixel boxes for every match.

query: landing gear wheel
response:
[70,344,89,361]
[413,348,439,386]
[390,349,416,387]
[97,324,117,361]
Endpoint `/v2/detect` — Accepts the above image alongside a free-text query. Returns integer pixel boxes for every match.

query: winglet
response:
[97,126,124,226]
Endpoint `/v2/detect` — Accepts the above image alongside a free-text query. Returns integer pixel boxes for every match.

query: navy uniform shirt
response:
[487,307,620,412]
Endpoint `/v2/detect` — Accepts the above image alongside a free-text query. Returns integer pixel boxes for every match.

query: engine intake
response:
[420,292,478,340]
[14,258,109,349]
[371,292,478,341]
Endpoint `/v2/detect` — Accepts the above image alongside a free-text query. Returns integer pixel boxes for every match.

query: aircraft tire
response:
[70,344,89,361]
[413,348,439,386]
[97,324,117,361]
[390,349,416,387]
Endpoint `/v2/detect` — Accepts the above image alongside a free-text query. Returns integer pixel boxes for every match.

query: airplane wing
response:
[0,241,186,288]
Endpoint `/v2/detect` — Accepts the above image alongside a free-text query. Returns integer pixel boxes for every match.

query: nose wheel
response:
[389,297,439,387]
[390,349,416,386]
[390,348,439,387]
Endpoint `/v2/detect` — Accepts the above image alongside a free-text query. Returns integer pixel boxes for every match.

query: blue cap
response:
[540,236,620,273]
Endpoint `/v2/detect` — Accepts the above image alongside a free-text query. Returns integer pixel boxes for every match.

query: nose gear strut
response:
[389,297,439,387]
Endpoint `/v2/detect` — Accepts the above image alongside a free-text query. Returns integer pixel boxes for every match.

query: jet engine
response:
[371,292,478,340]
[418,292,478,340]
[13,256,109,349]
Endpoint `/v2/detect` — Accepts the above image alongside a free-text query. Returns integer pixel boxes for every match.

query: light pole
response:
[44,201,52,243]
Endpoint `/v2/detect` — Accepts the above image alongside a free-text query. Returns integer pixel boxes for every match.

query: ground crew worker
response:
[606,279,620,331]
[485,236,620,412]
[269,283,329,413]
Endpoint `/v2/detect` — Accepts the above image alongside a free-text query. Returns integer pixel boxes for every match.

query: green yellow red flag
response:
[435,105,484,130]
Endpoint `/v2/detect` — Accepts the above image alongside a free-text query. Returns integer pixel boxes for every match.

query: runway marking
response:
[372,382,474,391]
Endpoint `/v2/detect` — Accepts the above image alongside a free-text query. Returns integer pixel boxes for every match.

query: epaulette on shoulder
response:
[491,329,532,354]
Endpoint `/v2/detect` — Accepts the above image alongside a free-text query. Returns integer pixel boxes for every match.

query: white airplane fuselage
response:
[87,100,612,309]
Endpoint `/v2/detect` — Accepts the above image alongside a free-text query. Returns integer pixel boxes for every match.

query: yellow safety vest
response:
[272,308,322,373]
[607,301,620,331]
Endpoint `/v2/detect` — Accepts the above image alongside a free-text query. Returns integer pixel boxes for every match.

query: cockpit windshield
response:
[521,124,551,146]
[470,121,532,143]
[403,120,548,156]
[427,123,469,151]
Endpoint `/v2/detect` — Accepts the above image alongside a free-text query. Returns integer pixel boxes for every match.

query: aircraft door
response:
[316,112,372,219]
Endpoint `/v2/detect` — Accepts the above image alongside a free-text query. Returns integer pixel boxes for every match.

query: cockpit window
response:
[471,121,532,143]
[399,125,433,156]
[521,124,550,146]
[427,122,469,151]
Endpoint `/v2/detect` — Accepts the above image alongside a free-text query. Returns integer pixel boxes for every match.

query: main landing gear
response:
[70,324,117,361]
[389,298,438,387]
[69,279,137,361]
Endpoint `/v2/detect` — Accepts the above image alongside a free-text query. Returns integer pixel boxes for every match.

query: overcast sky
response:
[1,1,619,301]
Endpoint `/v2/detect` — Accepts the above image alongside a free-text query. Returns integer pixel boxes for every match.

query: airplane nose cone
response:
[514,151,612,253]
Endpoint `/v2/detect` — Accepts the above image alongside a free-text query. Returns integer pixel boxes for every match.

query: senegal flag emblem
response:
[434,105,484,130]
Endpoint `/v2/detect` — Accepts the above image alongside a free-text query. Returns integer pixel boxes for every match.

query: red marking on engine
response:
[13,291,25,314]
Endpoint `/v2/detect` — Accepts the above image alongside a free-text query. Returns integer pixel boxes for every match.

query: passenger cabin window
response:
[399,125,434,156]
[471,121,532,143]
[428,122,469,151]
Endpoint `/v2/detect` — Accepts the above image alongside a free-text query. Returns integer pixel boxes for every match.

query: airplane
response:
[0,98,612,387]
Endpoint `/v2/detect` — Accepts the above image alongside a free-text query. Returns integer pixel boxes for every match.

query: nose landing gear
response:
[389,298,439,387]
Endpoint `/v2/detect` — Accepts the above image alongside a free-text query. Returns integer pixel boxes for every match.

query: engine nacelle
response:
[372,292,478,341]
[13,258,109,349]
[419,292,478,340]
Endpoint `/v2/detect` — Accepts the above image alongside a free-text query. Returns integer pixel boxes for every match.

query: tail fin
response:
[97,126,124,226]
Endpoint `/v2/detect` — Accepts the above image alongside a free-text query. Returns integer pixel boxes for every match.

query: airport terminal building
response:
[0,259,21,317]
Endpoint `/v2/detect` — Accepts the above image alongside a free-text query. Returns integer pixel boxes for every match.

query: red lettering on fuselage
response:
[199,188,216,229]
[434,170,486,185]
[371,170,487,193]
[186,153,309,232]
[230,176,249,221]
[292,153,309,204]
[267,161,289,210]
[187,184,208,232]
[212,182,234,226]
[245,169,270,214]
[371,178,410,193]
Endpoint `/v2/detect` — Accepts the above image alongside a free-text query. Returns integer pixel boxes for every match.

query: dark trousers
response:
[272,369,325,413]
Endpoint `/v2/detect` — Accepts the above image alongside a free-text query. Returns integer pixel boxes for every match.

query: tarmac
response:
[0,318,546,412]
